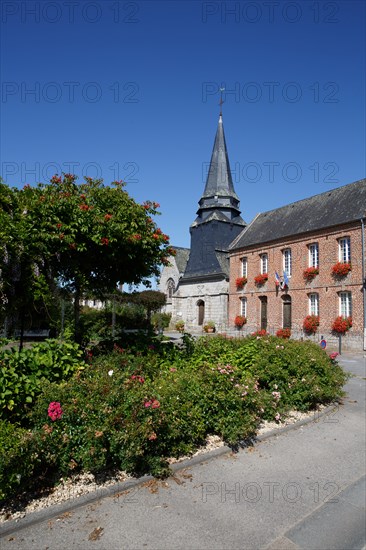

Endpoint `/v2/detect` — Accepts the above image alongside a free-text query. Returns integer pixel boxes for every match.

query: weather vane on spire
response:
[219,87,225,116]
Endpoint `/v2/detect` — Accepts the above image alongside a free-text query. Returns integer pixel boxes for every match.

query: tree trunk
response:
[74,283,81,344]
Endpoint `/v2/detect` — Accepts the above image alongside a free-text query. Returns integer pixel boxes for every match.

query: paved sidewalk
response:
[1,354,365,549]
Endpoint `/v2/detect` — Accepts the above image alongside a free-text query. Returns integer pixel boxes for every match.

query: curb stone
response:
[0,402,339,539]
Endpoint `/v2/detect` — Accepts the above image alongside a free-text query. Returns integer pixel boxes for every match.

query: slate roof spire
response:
[193,114,244,226]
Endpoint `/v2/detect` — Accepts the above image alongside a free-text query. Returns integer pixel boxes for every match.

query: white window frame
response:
[309,293,319,316]
[339,292,352,317]
[309,243,319,268]
[240,297,247,317]
[241,257,247,278]
[339,237,351,263]
[260,253,268,275]
[283,248,292,277]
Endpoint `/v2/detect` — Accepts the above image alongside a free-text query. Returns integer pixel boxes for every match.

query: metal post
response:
[361,216,366,350]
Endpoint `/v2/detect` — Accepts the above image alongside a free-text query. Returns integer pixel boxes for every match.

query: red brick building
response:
[229,179,366,350]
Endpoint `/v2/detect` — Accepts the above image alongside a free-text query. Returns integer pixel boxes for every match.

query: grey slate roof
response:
[202,114,239,201]
[172,246,190,274]
[193,115,245,226]
[230,178,366,250]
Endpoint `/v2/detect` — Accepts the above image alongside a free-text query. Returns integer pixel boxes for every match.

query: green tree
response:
[17,174,173,341]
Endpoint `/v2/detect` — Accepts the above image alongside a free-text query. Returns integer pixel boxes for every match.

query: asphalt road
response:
[1,353,365,550]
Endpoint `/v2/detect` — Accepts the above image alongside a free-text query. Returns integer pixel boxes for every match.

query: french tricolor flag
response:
[275,272,281,287]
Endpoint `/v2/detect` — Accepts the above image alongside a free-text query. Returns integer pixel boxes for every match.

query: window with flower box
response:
[339,237,351,263]
[339,292,352,317]
[241,257,247,277]
[309,243,319,268]
[240,297,247,317]
[309,293,319,316]
[283,248,292,277]
[260,253,268,275]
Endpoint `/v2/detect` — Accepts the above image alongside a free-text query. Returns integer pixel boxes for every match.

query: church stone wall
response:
[172,279,229,331]
[158,256,180,316]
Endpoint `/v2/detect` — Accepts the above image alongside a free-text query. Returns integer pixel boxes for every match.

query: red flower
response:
[100,237,109,246]
[48,401,63,421]
[104,214,112,221]
[79,204,89,211]
[254,273,268,286]
[236,277,247,289]
[276,328,291,339]
[303,315,320,334]
[332,262,352,277]
[234,315,247,328]
[303,267,319,282]
[331,316,352,334]
[56,223,62,229]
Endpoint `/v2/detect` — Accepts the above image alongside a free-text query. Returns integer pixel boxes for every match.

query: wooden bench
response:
[14,329,50,340]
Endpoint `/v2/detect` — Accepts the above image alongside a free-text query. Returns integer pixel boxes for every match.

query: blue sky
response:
[1,0,365,254]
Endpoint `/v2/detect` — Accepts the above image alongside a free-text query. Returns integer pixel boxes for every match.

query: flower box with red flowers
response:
[276,328,291,339]
[254,273,268,286]
[331,262,352,277]
[234,315,247,328]
[331,316,352,334]
[303,267,319,282]
[303,315,320,334]
[236,276,247,289]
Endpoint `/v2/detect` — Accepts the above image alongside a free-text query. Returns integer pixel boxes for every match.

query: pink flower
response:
[144,400,152,408]
[275,413,281,421]
[48,401,63,421]
[329,352,339,360]
[170,367,177,372]
[151,399,160,409]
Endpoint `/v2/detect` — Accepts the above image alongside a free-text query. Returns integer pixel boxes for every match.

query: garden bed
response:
[0,333,348,508]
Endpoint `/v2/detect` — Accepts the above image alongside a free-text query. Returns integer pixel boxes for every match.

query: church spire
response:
[193,114,244,226]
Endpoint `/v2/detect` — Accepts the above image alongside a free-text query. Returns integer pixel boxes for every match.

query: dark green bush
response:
[0,339,85,421]
[0,420,37,501]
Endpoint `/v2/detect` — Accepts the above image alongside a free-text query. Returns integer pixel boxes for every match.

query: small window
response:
[260,253,268,275]
[309,243,319,268]
[339,292,352,317]
[309,293,319,316]
[240,297,247,317]
[339,237,351,263]
[283,248,292,277]
[166,278,175,301]
[241,257,248,278]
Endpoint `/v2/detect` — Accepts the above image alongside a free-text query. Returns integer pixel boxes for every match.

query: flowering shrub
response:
[0,333,348,501]
[303,267,319,282]
[332,262,352,277]
[276,328,291,339]
[236,277,247,289]
[175,320,185,333]
[303,315,320,335]
[331,316,352,334]
[234,315,247,328]
[254,273,268,286]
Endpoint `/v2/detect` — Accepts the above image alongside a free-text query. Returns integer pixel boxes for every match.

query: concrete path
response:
[1,354,365,549]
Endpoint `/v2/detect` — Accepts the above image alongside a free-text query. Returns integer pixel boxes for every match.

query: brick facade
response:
[229,221,364,350]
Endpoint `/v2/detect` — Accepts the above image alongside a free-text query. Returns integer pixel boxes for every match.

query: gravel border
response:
[0,402,338,538]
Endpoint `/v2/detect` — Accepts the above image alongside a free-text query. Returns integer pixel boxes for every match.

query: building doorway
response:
[260,296,268,330]
[197,300,205,326]
[282,295,292,328]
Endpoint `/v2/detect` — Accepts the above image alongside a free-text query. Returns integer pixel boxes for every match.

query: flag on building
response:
[275,271,281,286]
[283,271,289,288]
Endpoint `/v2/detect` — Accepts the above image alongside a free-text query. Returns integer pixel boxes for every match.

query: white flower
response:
[108,370,114,376]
